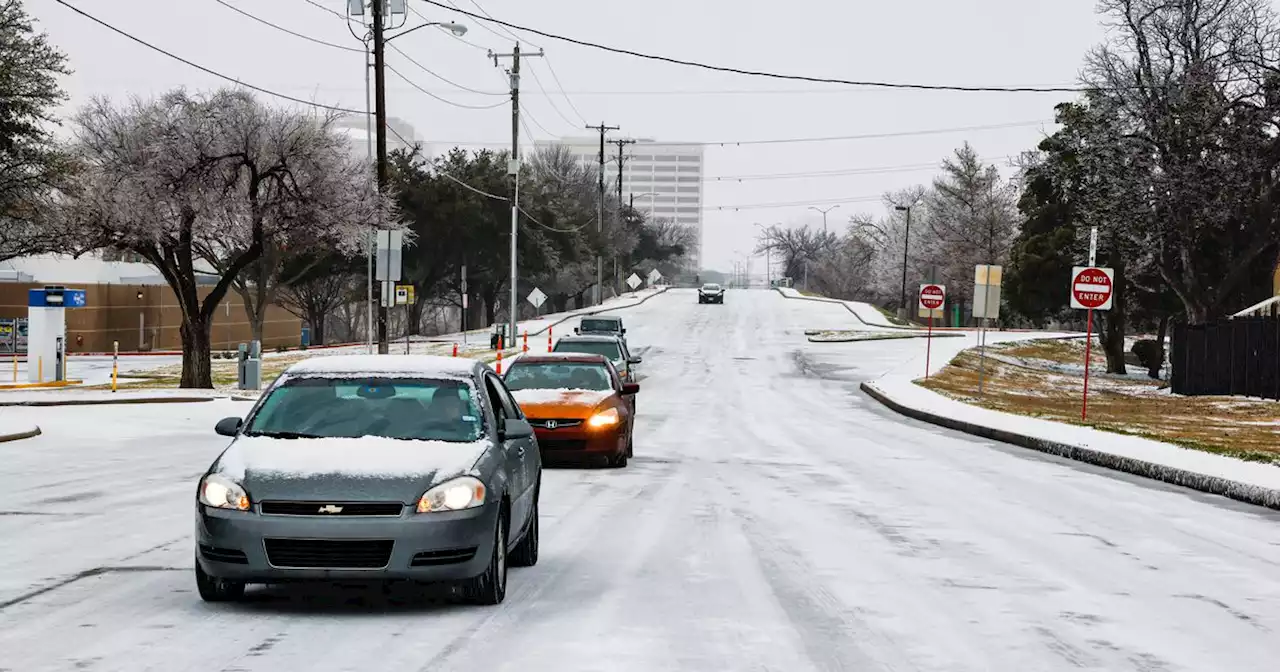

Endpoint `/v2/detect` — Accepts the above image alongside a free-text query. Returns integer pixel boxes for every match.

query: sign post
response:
[919,284,946,378]
[626,273,641,292]
[647,268,663,288]
[972,266,1003,395]
[526,287,547,316]
[1070,266,1114,421]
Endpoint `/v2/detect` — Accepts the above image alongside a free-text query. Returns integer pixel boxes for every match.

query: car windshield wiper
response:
[243,430,320,439]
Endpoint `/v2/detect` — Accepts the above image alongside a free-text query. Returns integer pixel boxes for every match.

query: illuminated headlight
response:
[417,476,486,513]
[587,407,620,428]
[199,473,251,511]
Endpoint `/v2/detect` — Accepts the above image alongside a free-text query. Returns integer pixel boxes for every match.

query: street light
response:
[386,20,467,42]
[809,205,840,234]
[894,199,923,319]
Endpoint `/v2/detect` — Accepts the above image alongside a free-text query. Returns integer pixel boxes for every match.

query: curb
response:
[807,332,967,343]
[0,396,216,407]
[0,426,41,443]
[774,287,919,330]
[859,380,1280,512]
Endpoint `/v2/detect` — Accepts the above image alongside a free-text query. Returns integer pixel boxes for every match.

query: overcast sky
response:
[32,0,1109,272]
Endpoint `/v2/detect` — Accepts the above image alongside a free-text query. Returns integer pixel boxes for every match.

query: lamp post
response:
[809,205,840,234]
[893,200,922,319]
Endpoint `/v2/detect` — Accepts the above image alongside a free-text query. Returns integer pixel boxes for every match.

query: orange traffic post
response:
[37,356,42,383]
[547,327,553,352]
[496,348,503,375]
[522,330,528,353]
[11,354,16,383]
[452,342,458,357]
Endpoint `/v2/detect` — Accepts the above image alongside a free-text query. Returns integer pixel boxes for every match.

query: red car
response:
[502,353,639,467]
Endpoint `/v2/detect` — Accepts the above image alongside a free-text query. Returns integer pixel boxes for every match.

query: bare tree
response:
[56,89,390,387]
[754,225,839,286]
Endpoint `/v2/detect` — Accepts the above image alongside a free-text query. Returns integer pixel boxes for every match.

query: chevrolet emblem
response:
[318,504,344,514]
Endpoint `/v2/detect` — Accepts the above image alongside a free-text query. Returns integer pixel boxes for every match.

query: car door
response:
[483,374,532,534]
[494,375,540,513]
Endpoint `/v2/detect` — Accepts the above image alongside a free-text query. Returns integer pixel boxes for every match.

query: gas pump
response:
[237,341,262,390]
[26,286,86,384]
[54,336,65,382]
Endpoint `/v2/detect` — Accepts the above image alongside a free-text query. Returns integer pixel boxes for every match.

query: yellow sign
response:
[395,284,416,305]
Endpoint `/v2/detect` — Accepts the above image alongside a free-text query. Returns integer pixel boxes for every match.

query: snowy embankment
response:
[861,333,1280,510]
[775,286,909,329]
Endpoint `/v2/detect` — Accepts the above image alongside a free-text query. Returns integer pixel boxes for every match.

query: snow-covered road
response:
[1,288,1277,671]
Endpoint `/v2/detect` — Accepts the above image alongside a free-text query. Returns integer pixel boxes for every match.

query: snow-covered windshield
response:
[505,362,613,391]
[245,377,482,442]
[580,318,621,332]
[553,340,623,362]
[702,284,721,291]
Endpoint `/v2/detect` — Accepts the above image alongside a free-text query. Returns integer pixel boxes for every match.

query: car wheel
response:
[626,431,634,458]
[195,555,245,603]
[510,500,539,568]
[610,451,629,468]
[464,511,508,605]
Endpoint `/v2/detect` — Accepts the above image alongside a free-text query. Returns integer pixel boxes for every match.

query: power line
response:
[386,64,511,109]
[407,3,492,51]
[215,0,363,52]
[299,0,348,21]
[525,61,579,130]
[52,0,365,114]
[704,195,885,211]
[387,43,506,95]
[420,0,1088,94]
[466,0,542,49]
[707,155,1015,181]
[542,57,588,124]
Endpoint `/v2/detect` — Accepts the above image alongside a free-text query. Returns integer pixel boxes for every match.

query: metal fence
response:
[1171,316,1280,399]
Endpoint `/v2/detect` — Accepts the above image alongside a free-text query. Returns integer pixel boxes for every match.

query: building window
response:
[655,196,676,204]
[654,165,678,172]
[678,155,700,162]
[654,186,676,192]
[677,207,699,213]
[652,154,679,162]
[677,186,699,193]
[655,207,677,213]
[677,196,699,203]
[677,176,699,183]
[678,165,700,173]
[630,155,653,161]
[678,216,700,224]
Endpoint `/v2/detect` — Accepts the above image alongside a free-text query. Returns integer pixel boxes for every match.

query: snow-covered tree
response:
[57,89,391,387]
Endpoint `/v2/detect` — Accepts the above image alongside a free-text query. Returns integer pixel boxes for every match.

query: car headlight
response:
[199,473,251,511]
[417,476,486,513]
[587,407,620,428]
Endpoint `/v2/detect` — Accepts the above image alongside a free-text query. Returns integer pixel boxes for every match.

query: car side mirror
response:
[501,418,533,440]
[573,327,580,334]
[622,328,627,334]
[628,356,642,364]
[621,382,640,395]
[215,417,243,437]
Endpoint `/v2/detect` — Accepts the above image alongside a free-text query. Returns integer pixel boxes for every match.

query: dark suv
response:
[575,315,626,346]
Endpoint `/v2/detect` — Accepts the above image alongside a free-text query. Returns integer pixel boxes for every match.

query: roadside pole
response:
[1071,230,1114,421]
[111,341,118,392]
[919,284,946,379]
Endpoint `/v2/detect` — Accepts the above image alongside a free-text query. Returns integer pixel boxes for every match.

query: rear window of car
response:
[245,377,482,442]
[553,340,622,361]
[580,318,620,332]
[505,362,613,391]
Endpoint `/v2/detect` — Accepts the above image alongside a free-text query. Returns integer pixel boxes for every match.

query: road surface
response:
[1,289,1277,671]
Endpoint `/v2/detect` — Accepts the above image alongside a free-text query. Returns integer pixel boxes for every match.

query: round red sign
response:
[1072,268,1112,309]
[919,284,946,310]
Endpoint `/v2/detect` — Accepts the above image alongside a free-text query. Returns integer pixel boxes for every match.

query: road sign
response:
[647,269,662,285]
[626,273,641,290]
[375,229,403,282]
[1070,266,1114,310]
[972,265,1002,319]
[1088,226,1098,266]
[527,287,547,308]
[394,284,415,305]
[918,284,946,310]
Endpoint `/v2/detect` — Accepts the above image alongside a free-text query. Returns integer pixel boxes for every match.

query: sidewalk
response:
[860,334,1280,511]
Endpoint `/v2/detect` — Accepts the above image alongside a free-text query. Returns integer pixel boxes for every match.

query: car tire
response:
[510,499,539,568]
[463,511,508,605]
[195,555,245,603]
[626,431,634,458]
[610,451,629,468]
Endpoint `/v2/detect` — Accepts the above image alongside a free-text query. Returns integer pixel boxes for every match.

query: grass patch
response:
[919,343,1280,465]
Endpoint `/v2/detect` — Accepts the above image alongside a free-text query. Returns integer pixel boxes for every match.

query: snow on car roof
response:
[557,334,623,342]
[284,354,481,378]
[513,352,611,363]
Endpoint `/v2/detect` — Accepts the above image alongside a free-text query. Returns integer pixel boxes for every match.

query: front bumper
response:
[699,294,724,303]
[195,501,498,583]
[532,425,625,460]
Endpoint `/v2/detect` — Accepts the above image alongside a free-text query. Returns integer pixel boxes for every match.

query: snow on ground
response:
[776,286,906,329]
[2,288,1278,671]
[862,328,1280,491]
[1,354,183,387]
[0,411,38,438]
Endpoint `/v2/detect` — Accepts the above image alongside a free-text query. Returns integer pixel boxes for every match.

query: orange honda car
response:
[502,352,639,468]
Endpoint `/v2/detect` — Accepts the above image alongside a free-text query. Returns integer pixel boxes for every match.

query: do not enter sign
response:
[919,284,946,311]
[1070,266,1114,310]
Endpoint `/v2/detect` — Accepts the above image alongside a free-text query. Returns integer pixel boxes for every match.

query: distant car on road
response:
[575,315,627,346]
[503,353,639,468]
[698,283,724,304]
[553,334,641,383]
[194,355,540,606]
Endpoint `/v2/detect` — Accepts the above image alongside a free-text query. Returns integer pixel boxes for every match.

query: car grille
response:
[530,418,583,429]
[260,501,404,517]
[263,539,394,569]
[199,544,248,564]
[410,547,478,566]
[538,438,588,451]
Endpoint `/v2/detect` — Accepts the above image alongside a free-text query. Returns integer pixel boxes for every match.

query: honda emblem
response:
[545,420,558,430]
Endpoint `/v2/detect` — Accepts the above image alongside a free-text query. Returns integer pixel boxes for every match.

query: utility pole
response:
[587,122,620,305]
[372,0,390,353]
[491,43,543,340]
[612,137,635,296]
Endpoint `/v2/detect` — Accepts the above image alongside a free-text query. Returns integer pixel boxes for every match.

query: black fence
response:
[1171,316,1280,399]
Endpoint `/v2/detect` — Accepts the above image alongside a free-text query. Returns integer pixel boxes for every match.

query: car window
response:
[505,362,613,391]
[553,340,622,361]
[244,376,482,442]
[703,284,720,290]
[484,373,521,426]
[580,318,620,332]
